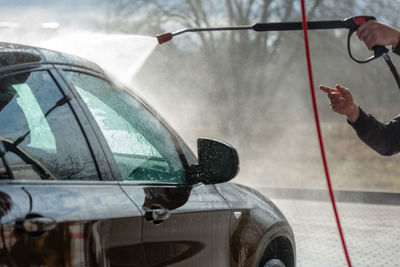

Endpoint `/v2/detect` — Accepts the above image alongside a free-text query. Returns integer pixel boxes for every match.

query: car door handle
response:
[23,216,57,232]
[144,207,171,224]
[16,213,57,234]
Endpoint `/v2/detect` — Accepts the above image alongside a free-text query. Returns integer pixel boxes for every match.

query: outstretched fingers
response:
[320,84,349,111]
[319,85,336,94]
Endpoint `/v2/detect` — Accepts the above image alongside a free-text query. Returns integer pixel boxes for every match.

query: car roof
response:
[0,42,104,73]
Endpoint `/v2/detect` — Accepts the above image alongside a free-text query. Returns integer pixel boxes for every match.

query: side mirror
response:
[197,138,239,184]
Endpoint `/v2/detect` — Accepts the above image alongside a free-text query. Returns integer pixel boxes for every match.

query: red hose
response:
[299,1,352,266]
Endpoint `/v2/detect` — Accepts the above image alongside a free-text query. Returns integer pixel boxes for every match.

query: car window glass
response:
[0,71,98,180]
[76,87,161,157]
[64,71,185,184]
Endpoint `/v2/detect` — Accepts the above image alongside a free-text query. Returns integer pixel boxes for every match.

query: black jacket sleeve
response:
[348,107,400,156]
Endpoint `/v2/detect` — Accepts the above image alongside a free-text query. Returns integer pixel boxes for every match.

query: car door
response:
[123,183,231,267]
[0,68,144,266]
[63,70,232,266]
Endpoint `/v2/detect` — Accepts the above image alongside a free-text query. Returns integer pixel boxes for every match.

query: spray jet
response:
[157,16,400,89]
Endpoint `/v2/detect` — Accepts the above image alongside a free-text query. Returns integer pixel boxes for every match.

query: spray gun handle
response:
[372,45,389,57]
[345,16,389,63]
[346,16,400,89]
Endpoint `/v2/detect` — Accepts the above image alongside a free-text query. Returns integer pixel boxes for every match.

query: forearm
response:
[392,36,400,56]
[348,108,400,156]
[346,104,360,123]
[390,26,400,55]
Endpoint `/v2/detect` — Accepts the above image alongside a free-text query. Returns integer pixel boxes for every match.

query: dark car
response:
[0,42,295,267]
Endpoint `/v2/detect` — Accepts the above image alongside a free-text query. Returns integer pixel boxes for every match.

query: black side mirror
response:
[197,138,239,184]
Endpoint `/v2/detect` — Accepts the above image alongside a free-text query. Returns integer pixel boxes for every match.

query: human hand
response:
[357,20,400,50]
[319,84,360,123]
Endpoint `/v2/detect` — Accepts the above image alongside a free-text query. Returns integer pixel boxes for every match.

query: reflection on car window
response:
[13,83,56,151]
[76,87,161,157]
[64,71,185,184]
[0,71,98,180]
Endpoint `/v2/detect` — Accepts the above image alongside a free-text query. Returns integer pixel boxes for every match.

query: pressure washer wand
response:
[157,15,400,89]
[157,16,364,44]
[159,21,336,44]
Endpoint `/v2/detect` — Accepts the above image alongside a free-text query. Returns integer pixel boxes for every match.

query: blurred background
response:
[1,0,399,265]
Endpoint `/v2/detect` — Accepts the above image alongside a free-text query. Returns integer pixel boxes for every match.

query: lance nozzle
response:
[157,33,173,44]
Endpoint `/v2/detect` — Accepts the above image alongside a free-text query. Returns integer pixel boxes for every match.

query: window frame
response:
[56,66,195,185]
[0,64,109,181]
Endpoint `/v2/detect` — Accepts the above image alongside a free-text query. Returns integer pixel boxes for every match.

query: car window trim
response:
[0,63,43,76]
[0,179,123,186]
[0,64,52,79]
[48,68,102,180]
[49,68,113,181]
[54,67,124,181]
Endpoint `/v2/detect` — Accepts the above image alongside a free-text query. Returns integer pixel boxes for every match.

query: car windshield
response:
[64,71,186,184]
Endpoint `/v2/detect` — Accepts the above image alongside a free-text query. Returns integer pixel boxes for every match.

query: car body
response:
[0,42,295,267]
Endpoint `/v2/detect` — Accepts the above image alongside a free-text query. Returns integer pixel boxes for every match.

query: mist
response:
[137,30,400,192]
[1,0,399,192]
[38,32,157,84]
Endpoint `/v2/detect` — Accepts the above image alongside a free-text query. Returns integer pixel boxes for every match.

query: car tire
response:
[263,259,286,267]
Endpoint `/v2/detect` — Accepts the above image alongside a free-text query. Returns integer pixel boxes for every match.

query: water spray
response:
[157,14,400,267]
[157,16,400,89]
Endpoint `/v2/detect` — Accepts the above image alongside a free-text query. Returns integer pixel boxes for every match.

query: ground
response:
[266,197,400,266]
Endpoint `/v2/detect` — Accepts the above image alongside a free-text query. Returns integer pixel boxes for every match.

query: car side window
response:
[0,71,98,180]
[64,71,186,184]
